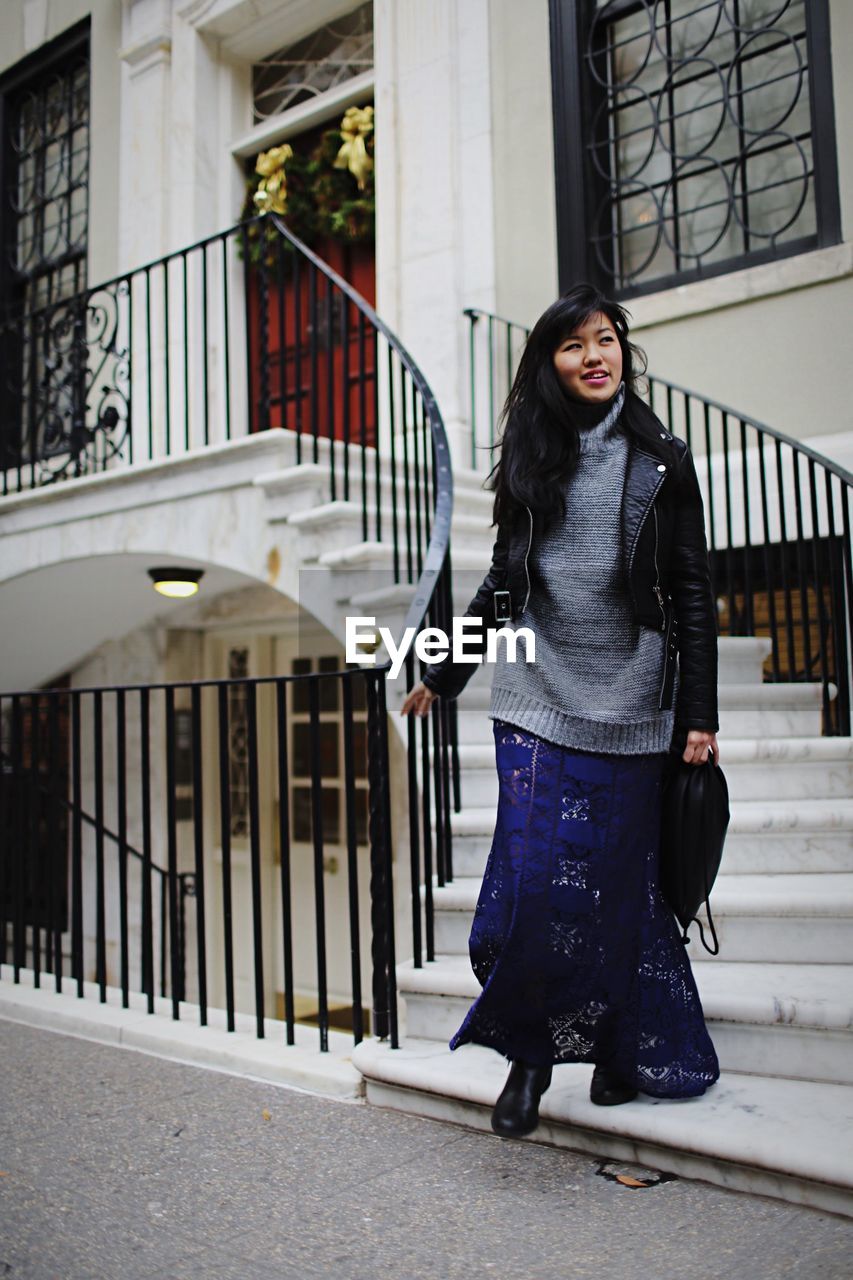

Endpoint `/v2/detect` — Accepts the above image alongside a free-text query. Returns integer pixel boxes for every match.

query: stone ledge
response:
[628,242,853,330]
[352,1036,853,1219]
[396,954,853,1035]
[0,429,295,525]
[0,967,364,1101]
[426,871,853,917]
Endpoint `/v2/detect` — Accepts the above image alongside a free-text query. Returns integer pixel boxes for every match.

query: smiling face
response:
[552,311,624,404]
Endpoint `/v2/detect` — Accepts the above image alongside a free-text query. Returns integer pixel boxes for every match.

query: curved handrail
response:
[648,374,853,489]
[269,214,454,646]
[264,213,460,932]
[462,304,530,332]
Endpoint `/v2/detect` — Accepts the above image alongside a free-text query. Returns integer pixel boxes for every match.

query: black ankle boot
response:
[491,1061,553,1137]
[590,1064,637,1106]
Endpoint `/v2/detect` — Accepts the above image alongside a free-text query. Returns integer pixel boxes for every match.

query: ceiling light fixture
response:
[148,567,205,599]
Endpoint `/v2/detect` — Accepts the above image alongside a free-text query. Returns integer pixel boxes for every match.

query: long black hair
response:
[488,283,647,530]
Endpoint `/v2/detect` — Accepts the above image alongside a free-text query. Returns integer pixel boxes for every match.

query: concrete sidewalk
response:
[1,1021,852,1280]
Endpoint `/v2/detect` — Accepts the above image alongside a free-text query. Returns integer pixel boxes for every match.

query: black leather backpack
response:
[659,754,730,955]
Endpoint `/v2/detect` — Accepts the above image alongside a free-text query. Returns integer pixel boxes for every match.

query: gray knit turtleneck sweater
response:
[488,383,678,755]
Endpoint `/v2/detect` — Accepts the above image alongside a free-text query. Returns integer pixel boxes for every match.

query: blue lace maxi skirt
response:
[448,721,720,1098]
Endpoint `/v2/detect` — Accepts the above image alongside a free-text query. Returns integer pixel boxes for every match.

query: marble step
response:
[719,798,853,871]
[438,737,853,808]
[445,798,853,878]
[318,539,489,572]
[450,680,828,741]
[288,500,493,562]
[694,959,853,1084]
[426,873,853,965]
[395,955,853,1086]
[350,1037,853,1218]
[257,457,493,525]
[682,873,853,964]
[439,636,775,688]
[715,636,772,684]
[451,479,494,514]
[426,599,772,683]
[719,832,853,875]
[384,618,770,689]
[447,829,853,878]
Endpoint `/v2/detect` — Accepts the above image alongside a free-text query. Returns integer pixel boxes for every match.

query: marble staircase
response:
[255,457,496,652]
[352,634,853,1217]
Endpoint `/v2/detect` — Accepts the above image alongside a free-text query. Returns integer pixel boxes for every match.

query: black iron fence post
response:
[365,670,392,1041]
[178,872,194,1005]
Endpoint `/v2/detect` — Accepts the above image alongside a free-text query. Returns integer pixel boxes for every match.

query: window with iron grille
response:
[549,0,841,296]
[0,20,90,318]
[0,20,90,474]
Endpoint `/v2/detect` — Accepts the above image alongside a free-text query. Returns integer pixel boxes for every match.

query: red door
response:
[247,234,377,447]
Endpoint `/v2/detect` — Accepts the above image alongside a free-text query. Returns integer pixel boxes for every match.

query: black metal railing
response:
[465,306,853,735]
[0,671,395,1047]
[0,737,189,1005]
[1,211,441,573]
[0,213,458,1043]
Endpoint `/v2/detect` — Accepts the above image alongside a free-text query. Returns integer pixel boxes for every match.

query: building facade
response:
[1,0,851,1103]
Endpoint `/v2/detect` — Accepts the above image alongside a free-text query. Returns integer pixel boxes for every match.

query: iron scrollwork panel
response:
[10,282,131,483]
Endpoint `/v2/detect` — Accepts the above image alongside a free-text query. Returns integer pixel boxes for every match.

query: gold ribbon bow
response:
[334,105,374,190]
[253,144,293,215]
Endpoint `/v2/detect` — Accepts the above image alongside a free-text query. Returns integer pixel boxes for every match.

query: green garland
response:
[240,108,375,268]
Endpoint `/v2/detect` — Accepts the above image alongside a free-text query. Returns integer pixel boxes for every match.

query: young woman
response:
[401,285,721,1137]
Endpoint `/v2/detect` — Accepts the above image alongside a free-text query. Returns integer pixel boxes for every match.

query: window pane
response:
[9,51,90,284]
[291,785,340,843]
[347,666,367,711]
[354,787,368,846]
[227,649,250,839]
[252,2,374,123]
[352,720,367,780]
[292,721,339,777]
[293,786,312,841]
[318,656,340,711]
[322,789,340,843]
[291,657,311,711]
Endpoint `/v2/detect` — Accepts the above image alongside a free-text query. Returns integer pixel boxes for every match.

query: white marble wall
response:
[117,0,241,266]
[372,0,502,465]
[489,0,558,324]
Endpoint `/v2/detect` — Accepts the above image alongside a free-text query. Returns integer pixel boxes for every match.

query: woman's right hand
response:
[400,681,438,718]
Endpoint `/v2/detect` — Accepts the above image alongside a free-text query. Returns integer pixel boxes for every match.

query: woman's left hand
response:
[683,729,720,766]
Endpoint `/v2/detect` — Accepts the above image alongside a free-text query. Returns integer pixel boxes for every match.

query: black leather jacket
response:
[422,390,719,733]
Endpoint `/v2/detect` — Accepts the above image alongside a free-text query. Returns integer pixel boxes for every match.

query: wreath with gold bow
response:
[241,105,375,266]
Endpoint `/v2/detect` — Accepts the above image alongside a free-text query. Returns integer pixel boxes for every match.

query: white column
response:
[117,0,173,270]
[119,0,254,263]
[374,0,498,470]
